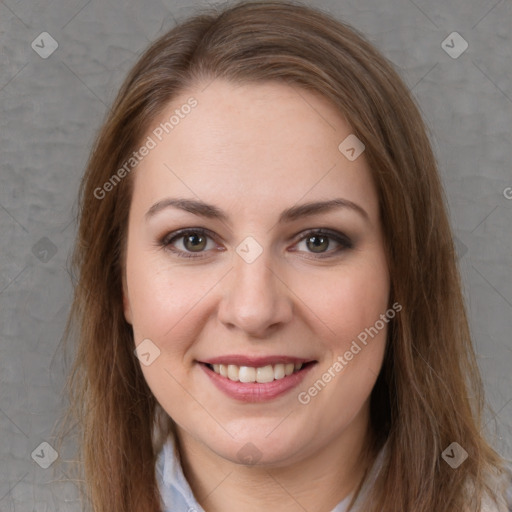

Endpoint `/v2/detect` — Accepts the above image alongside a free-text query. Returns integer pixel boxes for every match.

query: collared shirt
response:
[155,434,387,512]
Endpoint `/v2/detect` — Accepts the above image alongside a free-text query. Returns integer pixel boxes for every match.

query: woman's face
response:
[123,79,390,466]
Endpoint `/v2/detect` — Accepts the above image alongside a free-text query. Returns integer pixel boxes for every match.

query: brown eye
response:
[183,232,207,252]
[294,229,353,258]
[161,228,217,259]
[305,234,330,253]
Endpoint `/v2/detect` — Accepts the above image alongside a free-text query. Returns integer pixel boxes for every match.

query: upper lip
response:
[200,355,316,367]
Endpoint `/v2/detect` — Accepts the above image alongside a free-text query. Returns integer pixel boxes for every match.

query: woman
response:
[55,1,511,510]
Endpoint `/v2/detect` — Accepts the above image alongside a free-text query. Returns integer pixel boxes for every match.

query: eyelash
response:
[159,227,353,260]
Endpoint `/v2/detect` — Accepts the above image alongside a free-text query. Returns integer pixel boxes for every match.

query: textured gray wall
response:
[1,0,511,509]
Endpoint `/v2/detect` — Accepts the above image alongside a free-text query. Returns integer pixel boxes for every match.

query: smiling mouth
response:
[202,361,316,383]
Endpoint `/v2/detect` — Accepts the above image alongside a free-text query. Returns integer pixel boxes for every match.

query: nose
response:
[217,247,294,338]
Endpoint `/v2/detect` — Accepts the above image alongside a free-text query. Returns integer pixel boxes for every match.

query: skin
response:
[122,79,390,512]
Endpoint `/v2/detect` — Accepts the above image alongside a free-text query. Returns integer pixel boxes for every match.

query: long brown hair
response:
[54,1,507,510]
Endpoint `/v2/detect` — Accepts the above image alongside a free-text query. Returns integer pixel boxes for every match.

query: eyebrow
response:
[145,197,369,224]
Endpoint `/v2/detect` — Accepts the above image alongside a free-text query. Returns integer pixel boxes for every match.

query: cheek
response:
[298,278,389,428]
[313,259,389,416]
[310,258,390,350]
[125,247,212,344]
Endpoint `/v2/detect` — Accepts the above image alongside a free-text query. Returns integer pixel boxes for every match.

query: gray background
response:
[1,0,511,509]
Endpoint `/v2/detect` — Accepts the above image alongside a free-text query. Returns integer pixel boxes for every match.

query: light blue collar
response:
[155,434,384,512]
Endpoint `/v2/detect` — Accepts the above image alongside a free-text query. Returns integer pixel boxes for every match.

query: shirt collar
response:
[156,433,207,512]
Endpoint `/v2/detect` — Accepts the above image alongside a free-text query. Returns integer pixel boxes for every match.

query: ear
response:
[122,273,133,325]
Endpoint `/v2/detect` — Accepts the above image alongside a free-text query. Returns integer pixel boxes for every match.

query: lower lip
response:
[199,362,316,402]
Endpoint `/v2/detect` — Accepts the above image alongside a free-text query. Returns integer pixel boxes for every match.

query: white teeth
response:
[256,365,274,383]
[209,362,306,382]
[239,366,256,383]
[227,364,239,381]
[274,363,285,380]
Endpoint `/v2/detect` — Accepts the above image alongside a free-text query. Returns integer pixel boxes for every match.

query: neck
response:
[175,403,374,512]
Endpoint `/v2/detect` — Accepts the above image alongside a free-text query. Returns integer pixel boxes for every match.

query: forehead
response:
[129,79,379,223]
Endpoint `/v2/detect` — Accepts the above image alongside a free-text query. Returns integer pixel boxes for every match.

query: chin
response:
[194,424,307,467]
